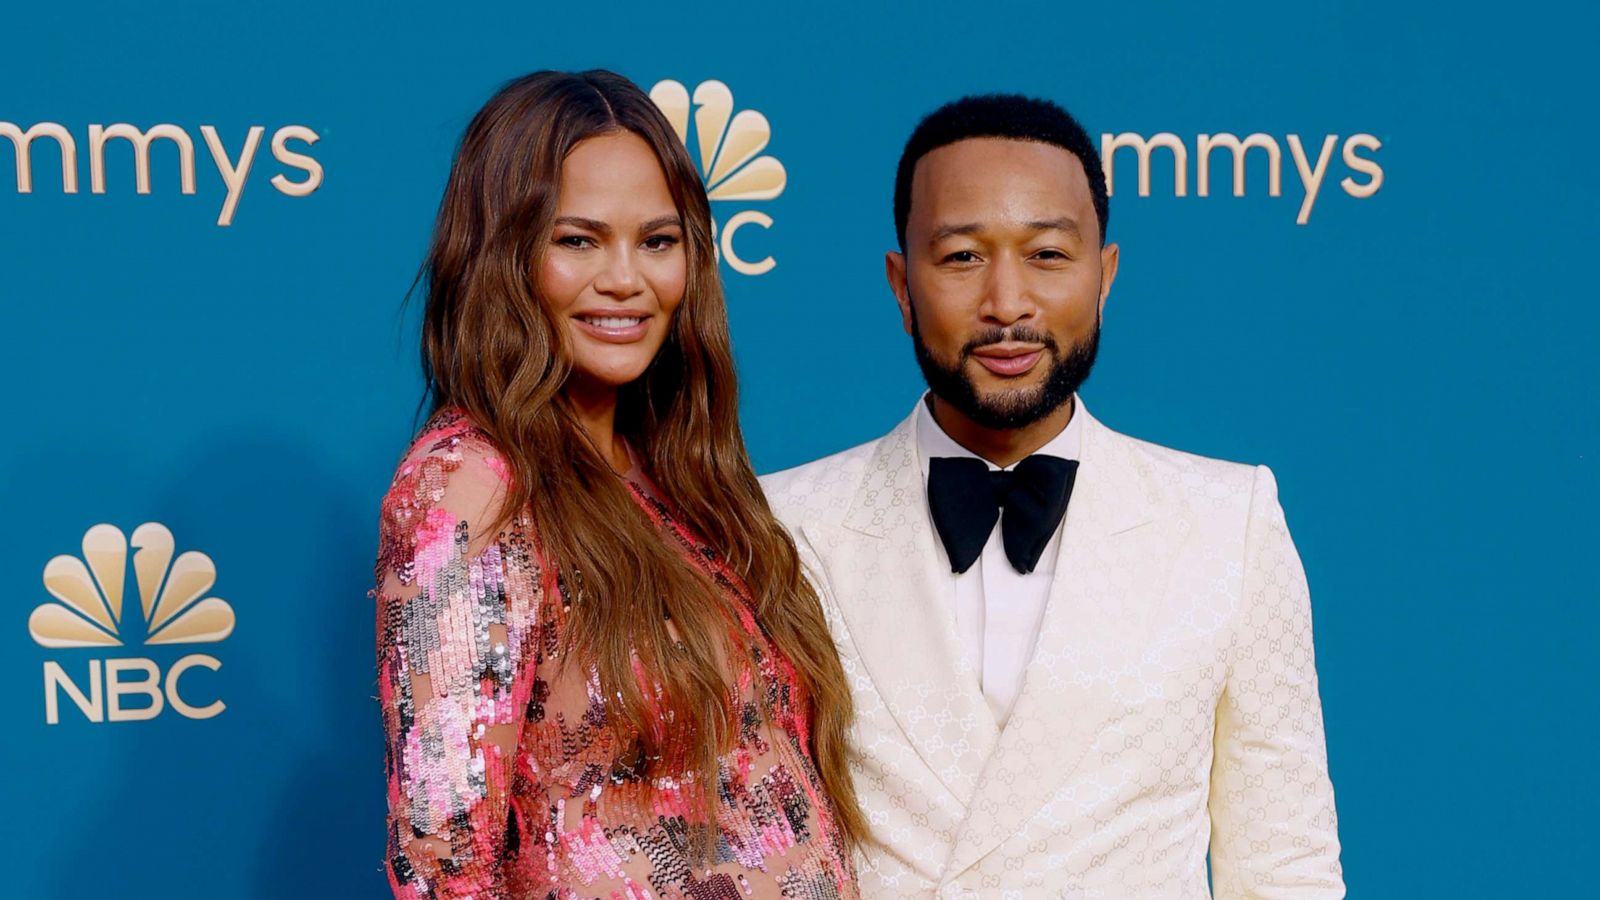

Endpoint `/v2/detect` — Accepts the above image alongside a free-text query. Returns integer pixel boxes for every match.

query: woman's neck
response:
[566,379,629,474]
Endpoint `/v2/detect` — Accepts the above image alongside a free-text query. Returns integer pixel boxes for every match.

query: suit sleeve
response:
[374,440,543,899]
[1208,465,1345,899]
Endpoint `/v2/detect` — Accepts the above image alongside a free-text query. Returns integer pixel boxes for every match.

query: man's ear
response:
[1097,242,1120,318]
[886,250,913,335]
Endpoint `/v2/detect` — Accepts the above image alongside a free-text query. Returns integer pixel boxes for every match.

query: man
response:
[761,95,1344,898]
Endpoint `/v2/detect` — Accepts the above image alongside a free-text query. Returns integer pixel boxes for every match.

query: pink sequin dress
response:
[373,409,858,899]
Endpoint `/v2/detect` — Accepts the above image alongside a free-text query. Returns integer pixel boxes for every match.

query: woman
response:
[372,70,865,898]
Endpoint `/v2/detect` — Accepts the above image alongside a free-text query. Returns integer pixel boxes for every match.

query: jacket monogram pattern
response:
[759,399,1344,899]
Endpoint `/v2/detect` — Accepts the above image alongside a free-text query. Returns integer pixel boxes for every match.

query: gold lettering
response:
[1196,133,1281,198]
[1287,134,1339,226]
[270,125,323,197]
[0,122,77,193]
[43,660,101,724]
[201,125,265,227]
[1101,132,1188,197]
[88,123,196,195]
[1340,134,1384,198]
[720,210,775,276]
[106,657,164,722]
[166,654,225,719]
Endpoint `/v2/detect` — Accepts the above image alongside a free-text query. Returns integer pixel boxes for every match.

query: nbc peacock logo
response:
[29,523,233,724]
[650,79,785,276]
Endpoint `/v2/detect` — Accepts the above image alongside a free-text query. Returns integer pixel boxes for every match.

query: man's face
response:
[888,138,1119,429]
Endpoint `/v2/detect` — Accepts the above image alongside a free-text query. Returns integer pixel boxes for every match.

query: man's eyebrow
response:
[927,216,1083,245]
[927,222,983,245]
[1028,216,1082,238]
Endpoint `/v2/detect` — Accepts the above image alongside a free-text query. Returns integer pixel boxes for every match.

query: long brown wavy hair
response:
[415,69,866,850]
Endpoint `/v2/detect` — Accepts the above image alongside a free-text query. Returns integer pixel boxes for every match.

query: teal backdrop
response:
[4,1,1595,896]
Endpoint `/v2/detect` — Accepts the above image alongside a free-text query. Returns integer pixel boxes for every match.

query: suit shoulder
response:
[1125,431,1258,481]
[1103,426,1271,522]
[759,437,881,526]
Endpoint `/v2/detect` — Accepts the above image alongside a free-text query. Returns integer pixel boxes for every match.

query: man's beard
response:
[910,304,1100,430]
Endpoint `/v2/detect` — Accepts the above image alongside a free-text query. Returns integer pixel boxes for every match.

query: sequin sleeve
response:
[1208,465,1345,898]
[373,432,543,899]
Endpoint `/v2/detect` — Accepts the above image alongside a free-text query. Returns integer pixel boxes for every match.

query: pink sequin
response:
[374,408,856,899]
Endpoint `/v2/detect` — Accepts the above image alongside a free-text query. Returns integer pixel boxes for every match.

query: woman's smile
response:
[572,310,653,343]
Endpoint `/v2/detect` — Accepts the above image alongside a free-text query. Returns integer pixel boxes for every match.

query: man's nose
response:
[977,256,1035,327]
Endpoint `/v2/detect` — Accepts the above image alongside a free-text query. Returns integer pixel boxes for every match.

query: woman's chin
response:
[568,363,651,394]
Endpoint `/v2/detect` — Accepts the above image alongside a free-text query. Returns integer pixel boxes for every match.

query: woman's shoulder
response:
[377,406,514,546]
[388,405,509,478]
[395,406,500,464]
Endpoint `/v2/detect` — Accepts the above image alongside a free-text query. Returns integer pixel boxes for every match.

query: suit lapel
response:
[804,411,1000,804]
[944,403,1185,878]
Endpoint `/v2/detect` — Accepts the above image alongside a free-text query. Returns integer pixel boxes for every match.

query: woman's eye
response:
[557,235,595,249]
[642,234,680,251]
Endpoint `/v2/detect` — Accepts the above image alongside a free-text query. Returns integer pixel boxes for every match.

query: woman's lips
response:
[971,347,1043,377]
[573,314,651,343]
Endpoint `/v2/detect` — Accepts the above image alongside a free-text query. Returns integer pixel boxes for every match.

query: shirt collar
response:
[915,391,1084,480]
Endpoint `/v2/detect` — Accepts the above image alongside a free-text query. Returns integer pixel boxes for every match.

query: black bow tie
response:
[927,454,1079,575]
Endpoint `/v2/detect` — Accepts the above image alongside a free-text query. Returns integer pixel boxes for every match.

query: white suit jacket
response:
[760,398,1344,899]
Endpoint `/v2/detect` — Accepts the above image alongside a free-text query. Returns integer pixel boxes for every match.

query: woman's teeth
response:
[582,316,643,328]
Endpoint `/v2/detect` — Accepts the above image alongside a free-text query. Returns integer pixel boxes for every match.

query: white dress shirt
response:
[914,392,1083,726]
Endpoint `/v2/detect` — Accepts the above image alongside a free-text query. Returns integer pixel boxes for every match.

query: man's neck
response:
[928,394,1075,469]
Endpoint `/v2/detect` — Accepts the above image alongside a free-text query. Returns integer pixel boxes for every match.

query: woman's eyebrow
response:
[553,215,611,235]
[638,214,683,233]
[552,215,683,235]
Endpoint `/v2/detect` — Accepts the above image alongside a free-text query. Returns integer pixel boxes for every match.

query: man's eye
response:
[942,250,979,264]
[1033,249,1069,260]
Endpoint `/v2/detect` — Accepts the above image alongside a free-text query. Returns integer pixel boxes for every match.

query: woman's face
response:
[540,130,688,396]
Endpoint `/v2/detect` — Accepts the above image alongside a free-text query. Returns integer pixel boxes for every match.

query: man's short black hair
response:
[893,93,1109,250]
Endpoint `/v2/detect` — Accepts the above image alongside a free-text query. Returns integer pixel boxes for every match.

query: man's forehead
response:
[910,137,1092,219]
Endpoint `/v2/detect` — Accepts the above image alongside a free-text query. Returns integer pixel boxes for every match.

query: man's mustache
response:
[960,326,1058,357]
